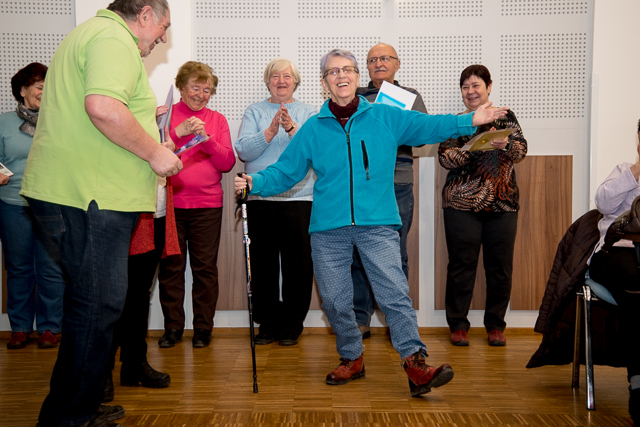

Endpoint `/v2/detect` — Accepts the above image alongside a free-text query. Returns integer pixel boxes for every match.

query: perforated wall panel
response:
[500,33,587,119]
[195,1,280,19]
[298,1,381,19]
[0,33,66,112]
[196,37,280,121]
[0,0,72,15]
[297,37,379,107]
[501,0,588,15]
[399,1,483,18]
[399,36,483,115]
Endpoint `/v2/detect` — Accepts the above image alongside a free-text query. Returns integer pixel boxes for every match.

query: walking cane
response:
[236,172,259,393]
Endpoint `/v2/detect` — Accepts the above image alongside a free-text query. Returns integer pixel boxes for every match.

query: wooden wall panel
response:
[217,159,421,311]
[434,155,572,311]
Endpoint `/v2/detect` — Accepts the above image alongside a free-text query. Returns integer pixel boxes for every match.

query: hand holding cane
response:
[236,172,259,393]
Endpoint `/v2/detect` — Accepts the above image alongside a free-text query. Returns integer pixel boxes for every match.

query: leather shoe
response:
[254,332,276,345]
[451,330,469,346]
[278,332,299,346]
[192,328,211,348]
[38,331,58,349]
[326,355,365,385]
[158,329,183,348]
[121,361,170,388]
[630,386,640,426]
[7,332,29,349]
[488,330,507,346]
[402,349,454,397]
[358,325,371,339]
[102,371,114,403]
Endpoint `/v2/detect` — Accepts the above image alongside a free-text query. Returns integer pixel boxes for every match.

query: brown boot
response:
[402,349,454,397]
[326,355,365,385]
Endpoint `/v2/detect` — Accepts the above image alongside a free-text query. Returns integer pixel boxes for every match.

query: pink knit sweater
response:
[169,100,236,208]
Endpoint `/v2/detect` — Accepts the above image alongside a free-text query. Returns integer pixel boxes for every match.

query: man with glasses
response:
[353,43,428,339]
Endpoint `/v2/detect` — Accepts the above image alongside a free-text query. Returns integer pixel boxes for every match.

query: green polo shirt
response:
[21,9,158,212]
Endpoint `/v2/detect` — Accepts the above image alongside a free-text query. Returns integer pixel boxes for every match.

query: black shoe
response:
[101,371,114,403]
[74,404,125,426]
[254,332,276,345]
[630,386,640,426]
[192,328,211,348]
[158,329,183,348]
[278,332,299,346]
[121,361,171,388]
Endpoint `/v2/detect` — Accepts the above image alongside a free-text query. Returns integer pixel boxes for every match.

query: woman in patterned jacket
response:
[438,64,527,348]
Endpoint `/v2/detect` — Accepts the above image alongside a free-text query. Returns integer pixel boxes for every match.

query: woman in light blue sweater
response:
[235,58,317,346]
[0,63,64,350]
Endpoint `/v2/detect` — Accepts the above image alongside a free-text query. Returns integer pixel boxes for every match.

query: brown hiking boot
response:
[402,349,454,397]
[326,355,365,385]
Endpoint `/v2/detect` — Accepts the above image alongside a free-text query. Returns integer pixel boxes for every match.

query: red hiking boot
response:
[402,350,454,397]
[326,355,365,385]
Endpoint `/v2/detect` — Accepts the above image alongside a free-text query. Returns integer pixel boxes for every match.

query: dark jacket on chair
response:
[527,209,625,369]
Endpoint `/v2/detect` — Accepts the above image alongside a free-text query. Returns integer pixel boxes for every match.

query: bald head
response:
[366,43,400,88]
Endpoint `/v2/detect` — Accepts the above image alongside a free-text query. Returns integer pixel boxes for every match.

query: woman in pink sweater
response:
[158,61,236,349]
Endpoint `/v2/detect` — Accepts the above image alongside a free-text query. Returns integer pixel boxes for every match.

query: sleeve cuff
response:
[457,112,477,136]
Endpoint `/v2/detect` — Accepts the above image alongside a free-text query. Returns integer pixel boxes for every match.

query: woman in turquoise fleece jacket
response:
[235,49,509,397]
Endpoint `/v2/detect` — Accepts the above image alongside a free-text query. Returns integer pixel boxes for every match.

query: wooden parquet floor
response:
[0,330,634,426]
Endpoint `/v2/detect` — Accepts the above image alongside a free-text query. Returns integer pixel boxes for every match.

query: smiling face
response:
[179,77,212,111]
[366,44,400,88]
[267,66,295,103]
[321,55,359,106]
[137,8,170,58]
[21,79,44,110]
[461,74,492,112]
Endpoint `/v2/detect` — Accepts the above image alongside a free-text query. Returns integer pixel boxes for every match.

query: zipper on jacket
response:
[346,132,355,225]
[361,140,370,180]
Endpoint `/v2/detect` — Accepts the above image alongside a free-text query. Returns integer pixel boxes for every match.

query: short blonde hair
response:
[175,61,218,95]
[263,58,301,92]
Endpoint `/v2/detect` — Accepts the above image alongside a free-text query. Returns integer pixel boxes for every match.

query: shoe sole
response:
[192,341,210,348]
[121,377,171,388]
[488,340,506,346]
[105,406,126,421]
[38,342,58,349]
[451,340,469,346]
[279,340,298,346]
[326,366,366,385]
[409,366,454,397]
[158,337,181,348]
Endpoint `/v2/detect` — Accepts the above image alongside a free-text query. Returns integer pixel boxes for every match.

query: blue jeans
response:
[26,198,138,427]
[0,199,64,334]
[352,182,413,326]
[312,225,424,360]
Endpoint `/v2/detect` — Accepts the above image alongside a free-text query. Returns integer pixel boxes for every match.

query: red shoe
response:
[450,330,469,346]
[38,331,58,349]
[7,332,29,349]
[402,350,454,397]
[326,355,365,385]
[488,330,506,346]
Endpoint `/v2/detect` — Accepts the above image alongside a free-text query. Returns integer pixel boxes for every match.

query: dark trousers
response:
[247,200,313,337]
[109,217,166,370]
[589,247,640,379]
[443,208,518,332]
[27,198,138,427]
[158,207,222,331]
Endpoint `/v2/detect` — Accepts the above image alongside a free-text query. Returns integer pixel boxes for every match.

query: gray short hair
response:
[107,0,169,22]
[320,49,359,77]
[263,58,301,92]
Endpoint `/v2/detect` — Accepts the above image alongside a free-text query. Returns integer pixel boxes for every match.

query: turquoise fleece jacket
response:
[250,96,476,234]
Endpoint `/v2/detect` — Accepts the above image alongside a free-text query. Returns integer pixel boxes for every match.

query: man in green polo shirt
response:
[21,1,181,426]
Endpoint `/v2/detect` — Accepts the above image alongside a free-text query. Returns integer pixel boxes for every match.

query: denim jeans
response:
[352,182,414,326]
[0,199,64,334]
[26,198,138,427]
[312,225,425,360]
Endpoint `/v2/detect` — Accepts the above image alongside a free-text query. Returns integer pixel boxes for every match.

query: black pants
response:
[589,247,640,379]
[444,208,518,332]
[247,200,313,337]
[158,207,222,331]
[109,217,166,369]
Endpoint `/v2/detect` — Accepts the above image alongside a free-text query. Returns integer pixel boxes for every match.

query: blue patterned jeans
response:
[311,225,425,360]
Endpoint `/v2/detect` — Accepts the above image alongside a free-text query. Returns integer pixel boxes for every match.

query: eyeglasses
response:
[323,66,359,78]
[367,55,398,65]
